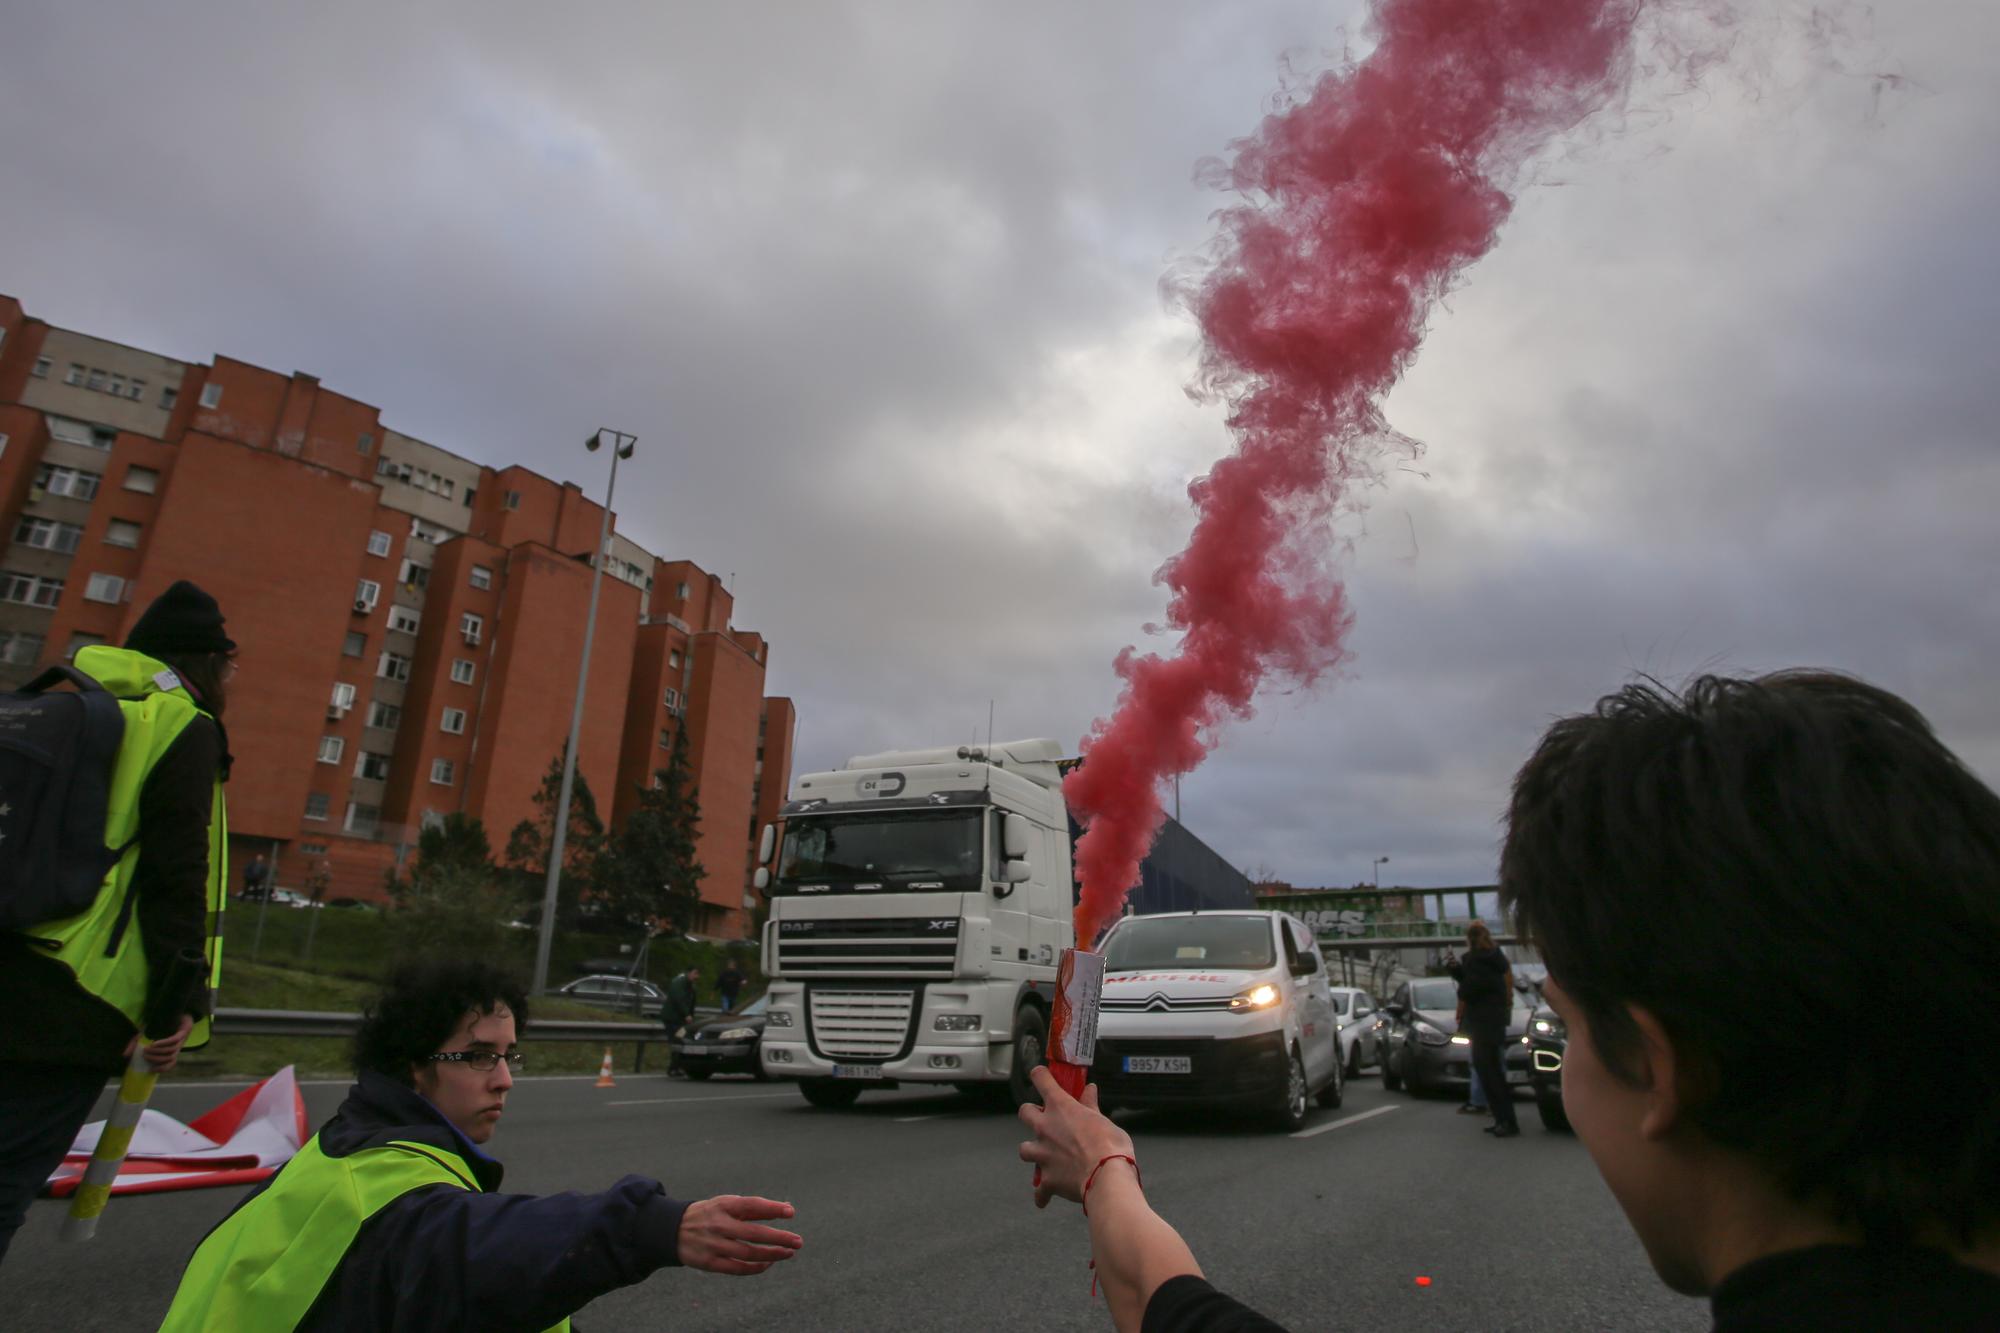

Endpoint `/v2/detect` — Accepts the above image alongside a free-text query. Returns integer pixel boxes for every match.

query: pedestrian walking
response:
[1447,922,1518,1137]
[662,964,701,1078]
[0,581,234,1265]
[160,959,801,1329]
[717,961,746,1013]
[1019,671,2000,1329]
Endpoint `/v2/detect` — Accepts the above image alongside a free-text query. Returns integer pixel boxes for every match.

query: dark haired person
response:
[1446,920,1518,1136]
[0,580,233,1266]
[163,959,802,1329]
[1021,671,2000,1330]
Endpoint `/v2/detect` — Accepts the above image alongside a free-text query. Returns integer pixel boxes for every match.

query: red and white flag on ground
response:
[45,1066,308,1197]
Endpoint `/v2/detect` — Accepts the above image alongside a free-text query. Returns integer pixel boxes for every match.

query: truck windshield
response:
[1102,916,1276,971]
[774,810,984,893]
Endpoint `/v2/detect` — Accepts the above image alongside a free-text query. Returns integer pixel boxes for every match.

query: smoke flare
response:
[1067,0,1654,947]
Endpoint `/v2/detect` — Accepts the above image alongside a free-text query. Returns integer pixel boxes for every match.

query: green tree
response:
[388,813,497,906]
[386,863,521,966]
[598,727,706,932]
[505,750,607,927]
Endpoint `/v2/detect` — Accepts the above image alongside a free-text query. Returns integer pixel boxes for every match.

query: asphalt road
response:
[2,1069,1707,1331]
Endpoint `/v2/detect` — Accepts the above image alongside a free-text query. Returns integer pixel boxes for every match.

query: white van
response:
[1089,910,1344,1131]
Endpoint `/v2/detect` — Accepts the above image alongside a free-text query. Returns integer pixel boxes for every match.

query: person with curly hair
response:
[161,959,802,1330]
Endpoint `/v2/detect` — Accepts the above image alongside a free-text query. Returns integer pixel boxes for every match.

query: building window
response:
[317,736,345,764]
[199,382,222,409]
[399,559,430,590]
[36,465,101,500]
[357,432,374,455]
[669,650,681,668]
[440,707,467,735]
[86,369,106,392]
[469,565,492,591]
[376,456,398,479]
[355,579,380,612]
[15,517,85,554]
[441,479,454,500]
[450,658,475,685]
[356,751,391,781]
[367,530,391,557]
[109,374,125,398]
[104,519,141,549]
[0,631,42,667]
[32,357,51,379]
[663,687,682,712]
[676,582,689,599]
[342,631,366,657]
[367,700,401,730]
[329,681,357,714]
[0,572,63,608]
[503,490,520,510]
[46,418,93,447]
[460,613,482,645]
[65,364,86,386]
[123,465,159,495]
[388,606,421,635]
[84,573,125,604]
[463,487,476,508]
[430,759,455,786]
[160,385,178,410]
[378,651,411,682]
[64,631,104,661]
[344,802,380,835]
[305,792,331,821]
[660,727,672,748]
[300,841,328,856]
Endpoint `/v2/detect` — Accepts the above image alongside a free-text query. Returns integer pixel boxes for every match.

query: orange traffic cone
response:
[595,1048,616,1088]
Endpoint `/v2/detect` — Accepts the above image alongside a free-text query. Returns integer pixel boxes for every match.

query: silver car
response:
[1328,986,1384,1076]
[1378,976,1533,1099]
[557,974,665,1018]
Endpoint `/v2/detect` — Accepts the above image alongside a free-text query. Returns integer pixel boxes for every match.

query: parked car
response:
[669,995,770,1080]
[1328,986,1384,1076]
[1089,910,1344,1132]
[557,974,665,1018]
[1378,976,1533,1099]
[1526,1003,1571,1132]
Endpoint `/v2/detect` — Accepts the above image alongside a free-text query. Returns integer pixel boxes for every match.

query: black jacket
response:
[232,1071,691,1331]
[0,713,223,1070]
[1448,946,1512,1025]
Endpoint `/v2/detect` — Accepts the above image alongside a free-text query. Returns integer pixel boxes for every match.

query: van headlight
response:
[1229,984,1280,1012]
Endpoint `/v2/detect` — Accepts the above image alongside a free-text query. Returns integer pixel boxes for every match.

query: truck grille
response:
[775,917,960,978]
[809,989,916,1060]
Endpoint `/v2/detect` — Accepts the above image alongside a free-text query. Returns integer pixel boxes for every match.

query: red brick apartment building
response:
[0,295,794,938]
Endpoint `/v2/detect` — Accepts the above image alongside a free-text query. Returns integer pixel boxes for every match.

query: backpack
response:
[0,665,130,930]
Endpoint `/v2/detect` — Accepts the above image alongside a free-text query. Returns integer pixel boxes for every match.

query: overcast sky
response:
[5,1,1994,889]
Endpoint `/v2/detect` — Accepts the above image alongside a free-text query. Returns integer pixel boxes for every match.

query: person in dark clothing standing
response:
[662,964,700,1078]
[240,853,269,901]
[1019,671,2000,1330]
[162,959,801,1329]
[717,961,746,1013]
[0,580,235,1266]
[1447,921,1518,1137]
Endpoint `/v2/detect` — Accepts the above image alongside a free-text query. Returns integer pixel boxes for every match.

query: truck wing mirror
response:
[1002,813,1032,860]
[758,824,776,864]
[1000,860,1032,885]
[752,867,770,892]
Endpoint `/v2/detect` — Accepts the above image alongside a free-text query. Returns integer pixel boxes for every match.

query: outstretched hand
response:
[124,1014,195,1072]
[1017,1065,1135,1210]
[677,1195,804,1275]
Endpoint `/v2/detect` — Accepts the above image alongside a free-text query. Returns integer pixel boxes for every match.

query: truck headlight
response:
[934,1014,982,1032]
[766,1011,794,1028]
[1228,984,1280,1012]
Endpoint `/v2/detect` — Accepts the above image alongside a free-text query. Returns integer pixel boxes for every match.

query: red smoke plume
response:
[1067,0,1652,948]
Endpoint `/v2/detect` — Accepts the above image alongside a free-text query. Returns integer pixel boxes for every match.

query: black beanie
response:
[126,580,236,657]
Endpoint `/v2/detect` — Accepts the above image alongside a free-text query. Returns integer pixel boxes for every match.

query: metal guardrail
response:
[212,1007,724,1073]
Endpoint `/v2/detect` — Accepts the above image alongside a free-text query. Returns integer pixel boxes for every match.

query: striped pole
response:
[60,1045,159,1241]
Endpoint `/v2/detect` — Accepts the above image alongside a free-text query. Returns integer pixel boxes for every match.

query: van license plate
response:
[1123,1056,1191,1074]
[833,1064,883,1079]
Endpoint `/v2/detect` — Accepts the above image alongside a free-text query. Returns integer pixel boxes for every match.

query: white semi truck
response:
[752,737,1251,1108]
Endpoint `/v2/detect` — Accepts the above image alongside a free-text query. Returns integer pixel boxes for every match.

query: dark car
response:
[1526,1004,1571,1132]
[669,995,770,1080]
[1378,976,1533,1099]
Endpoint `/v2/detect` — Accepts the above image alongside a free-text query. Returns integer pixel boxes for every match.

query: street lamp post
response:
[1373,855,1389,889]
[530,429,636,998]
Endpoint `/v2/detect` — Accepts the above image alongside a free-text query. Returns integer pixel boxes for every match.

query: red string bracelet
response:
[1081,1153,1140,1217]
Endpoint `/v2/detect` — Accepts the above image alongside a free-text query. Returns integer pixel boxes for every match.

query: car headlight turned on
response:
[934,1014,982,1032]
[1532,1016,1565,1039]
[717,1027,758,1041]
[1412,1020,1451,1047]
[1229,983,1280,1012]
[765,1011,794,1028]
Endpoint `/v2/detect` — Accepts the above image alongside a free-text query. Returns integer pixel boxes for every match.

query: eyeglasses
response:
[426,1050,523,1073]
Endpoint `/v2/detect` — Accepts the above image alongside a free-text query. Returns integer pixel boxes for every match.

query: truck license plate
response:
[1122,1056,1191,1074]
[833,1064,883,1080]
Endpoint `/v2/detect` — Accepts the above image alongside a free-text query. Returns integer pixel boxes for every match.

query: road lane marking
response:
[1291,1105,1399,1139]
[893,1114,943,1122]
[607,1092,798,1107]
